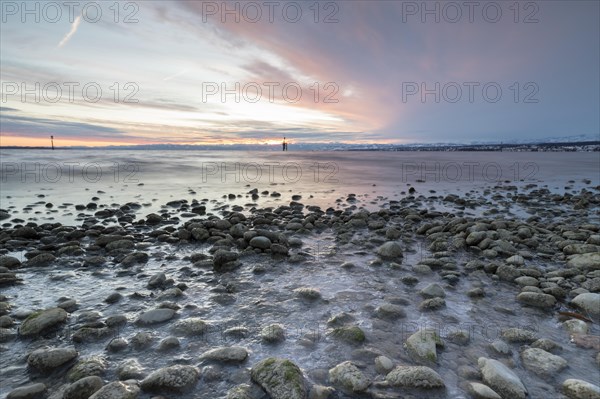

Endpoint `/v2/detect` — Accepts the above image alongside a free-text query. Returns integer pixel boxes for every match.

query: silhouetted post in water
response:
[283,137,287,151]
[50,136,54,150]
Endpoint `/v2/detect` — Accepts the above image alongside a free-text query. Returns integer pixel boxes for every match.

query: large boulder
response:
[250,358,307,399]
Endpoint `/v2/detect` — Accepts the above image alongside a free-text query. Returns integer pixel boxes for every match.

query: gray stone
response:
[405,329,443,364]
[6,383,47,399]
[467,382,502,399]
[89,381,140,399]
[571,293,600,320]
[521,348,567,377]
[199,346,248,363]
[516,292,556,308]
[140,365,199,393]
[328,361,370,393]
[64,376,104,399]
[135,309,175,325]
[376,242,403,259]
[27,346,78,373]
[18,307,67,336]
[251,358,307,399]
[385,366,445,388]
[249,236,272,250]
[478,357,527,399]
[562,379,600,399]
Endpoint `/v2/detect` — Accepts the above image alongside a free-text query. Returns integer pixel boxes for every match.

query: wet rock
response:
[328,361,370,393]
[147,272,167,289]
[376,242,403,260]
[385,366,444,388]
[157,336,180,351]
[88,380,140,399]
[478,357,527,399]
[271,243,289,255]
[130,332,154,350]
[501,328,538,343]
[67,356,107,382]
[506,255,525,266]
[419,283,446,298]
[249,236,272,250]
[563,319,589,335]
[226,384,255,399]
[375,303,406,320]
[514,276,539,287]
[199,346,248,363]
[107,337,128,352]
[571,293,600,319]
[520,348,567,377]
[64,376,104,399]
[374,356,394,374]
[418,297,446,311]
[251,358,307,399]
[104,292,123,304]
[14,226,38,239]
[6,383,47,399]
[567,252,600,271]
[294,287,321,300]
[117,359,145,380]
[213,250,239,271]
[467,382,501,399]
[26,253,56,267]
[72,327,111,343]
[496,265,520,282]
[562,379,600,399]
[84,255,106,267]
[405,329,443,364]
[261,323,285,343]
[516,292,556,308]
[490,340,511,356]
[121,252,149,267]
[27,346,78,373]
[466,231,487,246]
[19,307,67,336]
[171,318,208,336]
[531,338,562,353]
[331,325,365,344]
[136,308,175,325]
[0,255,21,270]
[140,365,199,393]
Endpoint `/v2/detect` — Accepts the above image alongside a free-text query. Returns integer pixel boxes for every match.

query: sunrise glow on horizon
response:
[1,1,598,147]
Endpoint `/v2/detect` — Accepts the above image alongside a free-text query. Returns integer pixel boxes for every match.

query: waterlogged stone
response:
[571,293,600,320]
[89,380,140,399]
[19,307,67,336]
[199,346,249,363]
[250,358,307,399]
[562,378,600,399]
[328,361,370,393]
[6,383,47,399]
[385,366,445,388]
[516,292,556,308]
[521,348,567,377]
[140,365,200,393]
[63,376,104,399]
[478,357,527,399]
[405,329,443,364]
[136,308,175,325]
[376,242,403,260]
[467,382,501,399]
[27,347,78,373]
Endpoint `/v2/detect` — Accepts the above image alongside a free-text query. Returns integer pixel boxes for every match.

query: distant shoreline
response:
[1,140,599,152]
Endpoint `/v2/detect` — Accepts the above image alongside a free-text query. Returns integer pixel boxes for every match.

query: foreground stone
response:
[6,383,47,399]
[64,376,104,399]
[562,379,600,399]
[135,309,175,325]
[516,292,556,309]
[385,366,445,388]
[467,382,501,399]
[89,381,140,399]
[19,307,67,336]
[27,346,78,373]
[571,293,600,320]
[250,358,307,399]
[328,361,370,393]
[478,357,527,399]
[376,242,403,260]
[140,365,199,392]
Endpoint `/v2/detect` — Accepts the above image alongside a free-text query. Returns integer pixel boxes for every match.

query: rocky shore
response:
[1,182,599,399]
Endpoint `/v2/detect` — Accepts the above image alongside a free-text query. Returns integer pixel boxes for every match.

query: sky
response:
[0,0,599,146]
